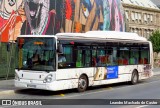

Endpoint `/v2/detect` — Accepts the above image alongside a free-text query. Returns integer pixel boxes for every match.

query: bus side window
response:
[92,50,97,67]
[139,46,149,64]
[58,46,74,69]
[58,54,66,68]
[92,57,96,66]
[58,54,66,63]
[119,47,129,65]
[129,56,135,65]
[84,50,91,67]
[96,50,105,66]
[76,49,91,67]
[76,50,83,67]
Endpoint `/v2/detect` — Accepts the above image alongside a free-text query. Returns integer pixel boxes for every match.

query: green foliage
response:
[0,43,15,79]
[149,30,160,52]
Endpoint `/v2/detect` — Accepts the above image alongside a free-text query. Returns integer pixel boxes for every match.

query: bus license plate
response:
[27,84,36,88]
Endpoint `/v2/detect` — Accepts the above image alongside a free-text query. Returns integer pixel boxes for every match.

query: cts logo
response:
[2,100,12,105]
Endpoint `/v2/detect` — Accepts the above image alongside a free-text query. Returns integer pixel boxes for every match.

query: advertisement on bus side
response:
[94,66,118,80]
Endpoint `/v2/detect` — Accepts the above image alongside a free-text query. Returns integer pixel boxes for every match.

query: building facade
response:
[122,0,160,39]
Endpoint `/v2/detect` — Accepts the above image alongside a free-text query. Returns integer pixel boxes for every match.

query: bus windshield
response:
[16,37,56,71]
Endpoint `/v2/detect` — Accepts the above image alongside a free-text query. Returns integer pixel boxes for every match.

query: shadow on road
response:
[14,74,160,97]
[14,81,146,97]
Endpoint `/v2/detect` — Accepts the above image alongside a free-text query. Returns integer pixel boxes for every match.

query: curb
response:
[0,90,15,95]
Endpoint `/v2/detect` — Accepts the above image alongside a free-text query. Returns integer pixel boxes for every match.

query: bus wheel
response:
[131,70,139,85]
[77,75,88,92]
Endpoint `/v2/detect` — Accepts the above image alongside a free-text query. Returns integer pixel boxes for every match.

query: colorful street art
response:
[0,0,125,43]
[0,0,25,42]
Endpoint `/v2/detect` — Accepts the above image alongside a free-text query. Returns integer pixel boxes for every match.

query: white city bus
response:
[15,31,153,92]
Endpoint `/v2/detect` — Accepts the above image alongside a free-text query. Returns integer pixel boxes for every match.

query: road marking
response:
[106,87,112,90]
[136,105,149,108]
[55,87,115,99]
[55,80,160,99]
[101,87,112,91]
[60,94,65,97]
[0,90,15,95]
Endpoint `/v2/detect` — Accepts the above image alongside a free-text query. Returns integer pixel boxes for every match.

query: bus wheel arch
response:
[77,74,89,92]
[131,69,139,85]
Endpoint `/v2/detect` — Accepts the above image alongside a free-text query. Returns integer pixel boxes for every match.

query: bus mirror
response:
[6,43,10,52]
[57,44,63,53]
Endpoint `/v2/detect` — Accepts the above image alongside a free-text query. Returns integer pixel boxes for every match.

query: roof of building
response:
[122,0,159,9]
[151,0,160,7]
[151,0,160,5]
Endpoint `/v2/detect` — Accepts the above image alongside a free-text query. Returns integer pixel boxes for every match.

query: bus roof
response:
[56,31,147,42]
[18,31,148,42]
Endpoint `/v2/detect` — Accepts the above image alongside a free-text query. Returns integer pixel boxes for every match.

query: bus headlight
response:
[15,73,20,81]
[43,74,53,83]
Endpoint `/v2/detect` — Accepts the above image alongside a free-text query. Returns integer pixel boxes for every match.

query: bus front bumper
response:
[15,79,60,91]
[15,78,78,91]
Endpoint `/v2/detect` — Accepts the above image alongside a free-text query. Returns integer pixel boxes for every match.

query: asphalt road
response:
[0,75,160,108]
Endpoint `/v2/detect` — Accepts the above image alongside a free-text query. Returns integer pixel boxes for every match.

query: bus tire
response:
[131,70,139,85]
[77,75,88,92]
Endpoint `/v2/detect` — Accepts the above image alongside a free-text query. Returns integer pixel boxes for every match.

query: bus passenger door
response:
[76,47,91,68]
[92,49,107,81]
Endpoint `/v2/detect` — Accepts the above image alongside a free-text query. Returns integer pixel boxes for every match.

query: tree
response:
[149,30,160,52]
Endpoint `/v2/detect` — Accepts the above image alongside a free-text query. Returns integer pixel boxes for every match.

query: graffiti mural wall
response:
[0,0,25,42]
[0,0,125,42]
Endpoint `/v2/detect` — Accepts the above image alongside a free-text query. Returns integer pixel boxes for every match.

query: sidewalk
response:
[0,68,160,95]
[0,79,16,95]
[152,68,160,76]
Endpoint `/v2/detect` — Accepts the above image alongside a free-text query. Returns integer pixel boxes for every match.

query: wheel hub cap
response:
[79,79,86,89]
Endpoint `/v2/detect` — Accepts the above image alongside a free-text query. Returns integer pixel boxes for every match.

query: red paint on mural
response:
[0,11,22,42]
[65,0,72,20]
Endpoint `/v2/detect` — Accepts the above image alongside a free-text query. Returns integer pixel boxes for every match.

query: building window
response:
[130,27,132,32]
[150,15,153,22]
[147,14,150,23]
[131,28,135,33]
[125,11,129,21]
[144,13,147,24]
[140,2,145,6]
[144,29,148,39]
[129,0,134,3]
[135,1,139,5]
[147,30,150,39]
[138,13,142,23]
[131,12,135,21]
[135,12,138,22]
